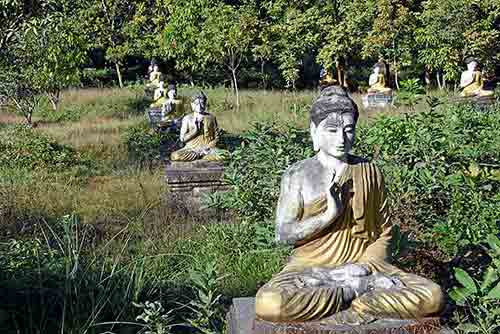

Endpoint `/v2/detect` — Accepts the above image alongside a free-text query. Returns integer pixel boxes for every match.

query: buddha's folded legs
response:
[170,148,203,162]
[350,270,445,320]
[256,265,444,323]
[255,270,353,322]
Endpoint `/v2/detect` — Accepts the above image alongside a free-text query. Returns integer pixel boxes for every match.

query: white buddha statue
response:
[460,58,494,97]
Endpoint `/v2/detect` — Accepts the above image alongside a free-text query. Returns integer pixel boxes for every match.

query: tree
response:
[201,3,258,107]
[162,0,219,84]
[23,11,88,110]
[262,1,321,89]
[362,0,417,90]
[0,0,89,122]
[416,0,500,89]
[317,0,375,87]
[86,0,163,88]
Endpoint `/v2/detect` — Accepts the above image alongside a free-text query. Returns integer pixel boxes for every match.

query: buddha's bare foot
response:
[318,309,376,326]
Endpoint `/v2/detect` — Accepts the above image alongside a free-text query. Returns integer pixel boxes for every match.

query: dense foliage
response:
[215,104,500,258]
[1,0,499,92]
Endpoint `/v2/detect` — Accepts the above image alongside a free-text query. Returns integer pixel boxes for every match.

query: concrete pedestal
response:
[165,160,229,214]
[362,93,393,108]
[450,95,496,109]
[227,298,448,334]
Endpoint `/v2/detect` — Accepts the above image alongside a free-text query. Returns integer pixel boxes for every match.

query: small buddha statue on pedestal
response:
[148,64,162,89]
[255,85,444,325]
[151,83,181,119]
[170,92,227,162]
[367,63,392,94]
[460,58,494,98]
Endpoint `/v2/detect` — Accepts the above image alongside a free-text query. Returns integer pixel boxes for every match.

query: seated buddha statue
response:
[148,64,162,89]
[255,85,444,325]
[151,83,181,119]
[367,64,392,94]
[460,58,494,97]
[170,92,227,162]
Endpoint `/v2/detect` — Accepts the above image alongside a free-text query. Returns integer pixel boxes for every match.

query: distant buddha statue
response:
[255,85,444,325]
[368,64,392,94]
[151,83,181,121]
[170,92,227,162]
[460,58,494,97]
[319,67,338,88]
[151,81,166,107]
[148,64,162,89]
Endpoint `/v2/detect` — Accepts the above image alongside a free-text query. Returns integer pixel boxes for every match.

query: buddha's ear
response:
[310,122,319,151]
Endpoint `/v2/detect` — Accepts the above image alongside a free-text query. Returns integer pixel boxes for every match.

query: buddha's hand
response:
[325,168,352,221]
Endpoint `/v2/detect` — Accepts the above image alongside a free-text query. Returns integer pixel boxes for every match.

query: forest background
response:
[1,0,500,116]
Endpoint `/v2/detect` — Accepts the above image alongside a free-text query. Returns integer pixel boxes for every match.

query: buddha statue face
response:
[373,66,380,75]
[191,92,207,114]
[167,89,176,100]
[467,60,478,72]
[153,65,159,73]
[310,86,358,160]
[311,113,355,159]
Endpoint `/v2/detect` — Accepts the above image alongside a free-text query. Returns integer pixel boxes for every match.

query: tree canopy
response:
[1,0,499,92]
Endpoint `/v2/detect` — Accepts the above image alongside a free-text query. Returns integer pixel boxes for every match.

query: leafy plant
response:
[0,125,92,172]
[122,121,177,168]
[133,301,176,334]
[450,235,500,334]
[184,260,226,334]
[395,79,425,110]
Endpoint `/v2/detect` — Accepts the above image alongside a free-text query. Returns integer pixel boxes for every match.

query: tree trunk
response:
[436,72,442,90]
[443,76,447,90]
[115,63,124,88]
[394,69,400,90]
[261,60,266,89]
[48,90,60,111]
[424,70,431,86]
[25,111,32,125]
[231,68,240,109]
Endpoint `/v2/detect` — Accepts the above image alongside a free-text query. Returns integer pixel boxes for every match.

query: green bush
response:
[122,121,177,167]
[0,126,91,172]
[212,103,500,259]
[207,122,313,224]
[356,104,500,256]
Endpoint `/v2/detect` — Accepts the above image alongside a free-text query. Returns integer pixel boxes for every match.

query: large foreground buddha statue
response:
[170,92,226,162]
[255,85,444,325]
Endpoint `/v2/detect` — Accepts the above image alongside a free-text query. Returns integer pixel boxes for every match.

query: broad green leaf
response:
[485,282,500,300]
[454,268,477,293]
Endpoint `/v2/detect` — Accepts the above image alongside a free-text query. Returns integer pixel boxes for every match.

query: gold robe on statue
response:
[256,161,444,323]
[170,114,225,162]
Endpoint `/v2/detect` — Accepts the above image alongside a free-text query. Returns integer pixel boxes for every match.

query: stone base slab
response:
[362,93,393,108]
[165,160,229,214]
[227,298,447,334]
[450,95,496,108]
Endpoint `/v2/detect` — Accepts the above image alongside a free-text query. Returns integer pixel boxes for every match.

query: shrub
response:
[211,103,500,259]
[356,104,500,256]
[122,121,178,167]
[0,126,92,172]
[206,122,313,224]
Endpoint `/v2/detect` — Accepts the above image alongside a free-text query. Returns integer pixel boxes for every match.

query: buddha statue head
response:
[191,91,208,114]
[465,57,479,72]
[167,84,177,100]
[158,81,165,90]
[310,86,359,159]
